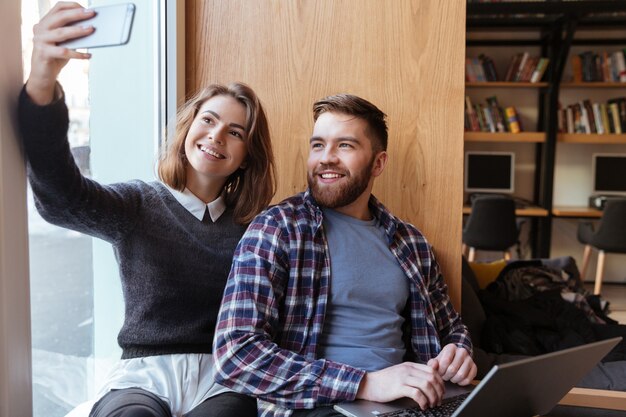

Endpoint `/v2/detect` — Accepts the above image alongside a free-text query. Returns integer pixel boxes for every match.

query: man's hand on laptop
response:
[427,344,477,386]
[355,362,445,410]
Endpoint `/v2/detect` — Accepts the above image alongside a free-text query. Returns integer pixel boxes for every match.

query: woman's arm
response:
[18,2,141,243]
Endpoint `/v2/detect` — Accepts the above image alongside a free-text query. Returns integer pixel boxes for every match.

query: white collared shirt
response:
[165,185,226,222]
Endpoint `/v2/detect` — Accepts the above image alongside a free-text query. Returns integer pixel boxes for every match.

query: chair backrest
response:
[593,198,626,253]
[463,195,518,251]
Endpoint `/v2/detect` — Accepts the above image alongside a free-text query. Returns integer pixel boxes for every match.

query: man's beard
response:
[307,161,373,209]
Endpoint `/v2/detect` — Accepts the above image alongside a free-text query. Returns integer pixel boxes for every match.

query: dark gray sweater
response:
[18,87,247,359]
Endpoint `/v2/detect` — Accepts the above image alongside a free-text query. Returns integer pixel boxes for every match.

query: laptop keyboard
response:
[376,393,468,417]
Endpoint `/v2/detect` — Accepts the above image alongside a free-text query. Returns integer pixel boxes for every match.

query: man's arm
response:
[212,214,365,410]
[424,247,476,384]
[356,362,445,410]
[425,248,473,352]
[428,344,477,385]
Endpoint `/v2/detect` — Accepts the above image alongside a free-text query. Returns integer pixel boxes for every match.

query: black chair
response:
[462,195,520,261]
[577,198,626,295]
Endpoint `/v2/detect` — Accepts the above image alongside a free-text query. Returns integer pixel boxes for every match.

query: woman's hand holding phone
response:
[26,2,95,105]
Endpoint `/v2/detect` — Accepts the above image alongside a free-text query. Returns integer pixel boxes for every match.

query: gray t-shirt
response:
[318,208,410,371]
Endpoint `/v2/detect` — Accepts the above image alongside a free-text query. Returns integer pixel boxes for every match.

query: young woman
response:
[19,3,275,417]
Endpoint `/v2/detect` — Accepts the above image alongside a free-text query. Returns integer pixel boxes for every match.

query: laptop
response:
[334,337,621,417]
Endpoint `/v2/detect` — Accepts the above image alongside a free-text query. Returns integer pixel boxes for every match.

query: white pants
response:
[65,353,230,417]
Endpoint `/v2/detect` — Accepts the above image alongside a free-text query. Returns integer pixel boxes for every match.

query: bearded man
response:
[212,94,476,417]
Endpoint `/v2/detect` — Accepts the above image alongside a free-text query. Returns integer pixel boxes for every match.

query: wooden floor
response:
[586,283,626,324]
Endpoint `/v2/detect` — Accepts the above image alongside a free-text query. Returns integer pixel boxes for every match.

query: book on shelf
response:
[600,103,611,134]
[604,104,616,133]
[486,96,507,132]
[465,54,498,82]
[465,96,481,131]
[466,57,487,82]
[608,97,626,132]
[504,107,521,133]
[592,103,604,134]
[464,95,523,133]
[572,103,584,133]
[504,53,521,82]
[465,58,477,82]
[482,107,496,132]
[581,51,599,82]
[530,58,549,83]
[465,58,476,82]
[613,50,626,83]
[502,52,549,82]
[582,99,596,134]
[476,103,487,131]
[483,108,493,132]
[577,104,587,133]
[601,51,610,82]
[479,54,499,81]
[609,103,622,134]
[519,55,535,82]
[513,52,530,81]
[570,50,626,82]
[472,57,487,82]
[559,97,626,134]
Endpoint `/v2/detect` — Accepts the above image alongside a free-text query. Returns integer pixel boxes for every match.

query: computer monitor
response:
[592,153,626,195]
[464,151,515,194]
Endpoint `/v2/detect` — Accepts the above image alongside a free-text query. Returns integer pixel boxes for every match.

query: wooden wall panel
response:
[186,0,466,308]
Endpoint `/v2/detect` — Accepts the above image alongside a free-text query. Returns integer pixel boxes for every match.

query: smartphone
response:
[59,3,136,49]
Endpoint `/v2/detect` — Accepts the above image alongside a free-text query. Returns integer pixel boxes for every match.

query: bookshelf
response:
[466,1,626,259]
[561,82,626,89]
[466,82,549,88]
[558,134,626,144]
[555,12,626,245]
[465,132,545,143]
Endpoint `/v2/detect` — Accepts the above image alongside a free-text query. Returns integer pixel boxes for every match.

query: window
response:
[21,3,93,414]
[17,1,174,415]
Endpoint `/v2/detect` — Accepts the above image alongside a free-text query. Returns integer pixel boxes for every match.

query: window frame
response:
[0,0,32,414]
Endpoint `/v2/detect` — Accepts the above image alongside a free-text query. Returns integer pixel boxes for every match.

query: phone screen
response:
[59,3,136,50]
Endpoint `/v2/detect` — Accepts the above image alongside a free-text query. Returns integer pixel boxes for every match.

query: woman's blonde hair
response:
[158,83,276,224]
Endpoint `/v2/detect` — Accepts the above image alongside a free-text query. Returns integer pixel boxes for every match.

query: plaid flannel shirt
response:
[213,190,472,417]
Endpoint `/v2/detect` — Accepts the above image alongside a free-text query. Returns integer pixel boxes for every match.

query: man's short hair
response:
[313,94,388,152]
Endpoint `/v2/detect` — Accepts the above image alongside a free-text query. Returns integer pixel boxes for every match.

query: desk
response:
[552,206,602,218]
[463,205,549,217]
[555,387,626,413]
[466,383,626,415]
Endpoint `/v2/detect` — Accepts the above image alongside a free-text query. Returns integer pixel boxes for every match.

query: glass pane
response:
[22,1,160,414]
[22,2,94,415]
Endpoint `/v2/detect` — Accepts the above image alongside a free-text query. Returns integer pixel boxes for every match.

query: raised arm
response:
[26,2,95,105]
[18,2,141,243]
